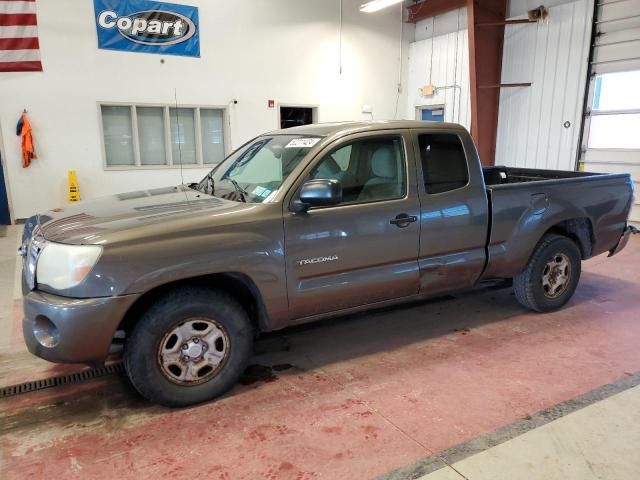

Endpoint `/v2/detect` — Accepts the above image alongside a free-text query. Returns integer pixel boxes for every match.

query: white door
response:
[581,0,640,225]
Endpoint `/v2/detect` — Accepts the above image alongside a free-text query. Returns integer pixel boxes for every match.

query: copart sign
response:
[93,0,200,57]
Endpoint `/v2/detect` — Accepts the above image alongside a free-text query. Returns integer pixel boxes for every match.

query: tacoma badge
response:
[297,255,339,266]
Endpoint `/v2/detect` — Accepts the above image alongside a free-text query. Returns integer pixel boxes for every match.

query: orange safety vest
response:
[20,113,37,168]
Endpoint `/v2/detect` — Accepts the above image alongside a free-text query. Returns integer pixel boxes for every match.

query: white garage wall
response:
[495,0,593,170]
[407,8,471,129]
[0,0,412,220]
[414,7,468,41]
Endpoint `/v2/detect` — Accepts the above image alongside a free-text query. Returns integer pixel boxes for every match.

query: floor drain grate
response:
[0,362,125,399]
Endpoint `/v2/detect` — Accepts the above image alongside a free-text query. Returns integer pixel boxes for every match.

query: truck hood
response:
[37,185,255,245]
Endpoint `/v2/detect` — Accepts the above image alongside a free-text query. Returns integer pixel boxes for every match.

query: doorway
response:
[0,123,12,225]
[416,105,445,122]
[279,105,317,129]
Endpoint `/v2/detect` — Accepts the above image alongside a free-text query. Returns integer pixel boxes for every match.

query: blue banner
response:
[93,0,200,58]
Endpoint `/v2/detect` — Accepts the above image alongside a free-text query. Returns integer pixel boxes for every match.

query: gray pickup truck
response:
[21,121,635,407]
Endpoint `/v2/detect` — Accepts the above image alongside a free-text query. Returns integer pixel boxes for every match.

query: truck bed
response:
[480,166,633,280]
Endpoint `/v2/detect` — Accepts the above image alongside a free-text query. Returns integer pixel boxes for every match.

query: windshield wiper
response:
[224,177,248,203]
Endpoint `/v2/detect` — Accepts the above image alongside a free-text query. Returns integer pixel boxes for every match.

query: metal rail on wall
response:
[575,0,601,170]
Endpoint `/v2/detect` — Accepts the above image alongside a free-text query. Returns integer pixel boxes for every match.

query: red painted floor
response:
[1,238,639,479]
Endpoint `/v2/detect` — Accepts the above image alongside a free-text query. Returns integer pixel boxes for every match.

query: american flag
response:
[0,0,42,72]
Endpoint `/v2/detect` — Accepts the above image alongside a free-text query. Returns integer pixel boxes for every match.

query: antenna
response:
[338,0,343,75]
[173,88,185,186]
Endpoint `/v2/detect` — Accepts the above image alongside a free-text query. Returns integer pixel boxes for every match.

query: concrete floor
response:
[415,384,640,480]
[1,224,639,479]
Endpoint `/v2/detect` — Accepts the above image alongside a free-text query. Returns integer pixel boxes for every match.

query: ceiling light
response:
[360,0,404,13]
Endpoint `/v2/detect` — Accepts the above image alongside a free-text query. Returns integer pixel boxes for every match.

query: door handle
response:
[390,213,418,227]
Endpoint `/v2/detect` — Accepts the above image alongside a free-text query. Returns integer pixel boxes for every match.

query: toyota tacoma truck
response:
[20,121,636,407]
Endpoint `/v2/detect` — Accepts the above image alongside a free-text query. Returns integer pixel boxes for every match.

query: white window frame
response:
[98,102,230,170]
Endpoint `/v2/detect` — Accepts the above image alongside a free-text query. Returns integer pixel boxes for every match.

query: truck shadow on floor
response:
[0,270,636,434]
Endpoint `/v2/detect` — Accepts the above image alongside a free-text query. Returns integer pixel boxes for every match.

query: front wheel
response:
[124,286,254,407]
[513,234,582,312]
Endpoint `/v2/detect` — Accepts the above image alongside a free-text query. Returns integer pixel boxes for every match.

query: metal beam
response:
[466,0,508,166]
[406,0,518,165]
[478,83,532,88]
[476,19,535,26]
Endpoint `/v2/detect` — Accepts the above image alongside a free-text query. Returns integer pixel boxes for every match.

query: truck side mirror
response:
[291,179,342,213]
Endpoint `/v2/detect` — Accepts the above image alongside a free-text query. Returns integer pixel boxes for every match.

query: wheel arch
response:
[544,217,594,260]
[516,217,594,276]
[485,215,595,279]
[116,272,271,337]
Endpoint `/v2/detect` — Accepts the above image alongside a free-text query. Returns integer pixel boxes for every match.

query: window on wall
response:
[588,70,640,150]
[137,107,166,166]
[102,106,135,167]
[100,104,226,168]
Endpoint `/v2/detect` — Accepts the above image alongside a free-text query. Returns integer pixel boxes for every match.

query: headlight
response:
[37,243,103,290]
[23,227,45,290]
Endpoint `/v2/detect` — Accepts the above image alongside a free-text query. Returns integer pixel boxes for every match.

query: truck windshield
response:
[197,135,322,203]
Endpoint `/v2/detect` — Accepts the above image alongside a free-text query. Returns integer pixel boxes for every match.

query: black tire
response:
[513,234,582,312]
[124,286,253,407]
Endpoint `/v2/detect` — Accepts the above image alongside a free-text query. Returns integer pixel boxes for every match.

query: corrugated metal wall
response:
[591,0,640,74]
[495,0,593,170]
[407,9,472,129]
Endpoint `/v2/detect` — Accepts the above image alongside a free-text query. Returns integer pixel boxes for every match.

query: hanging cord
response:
[173,88,185,187]
[428,15,435,85]
[393,1,404,119]
[432,9,463,122]
[452,8,460,123]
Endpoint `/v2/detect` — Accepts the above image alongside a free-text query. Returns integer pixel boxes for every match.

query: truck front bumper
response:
[608,225,638,257]
[22,290,141,364]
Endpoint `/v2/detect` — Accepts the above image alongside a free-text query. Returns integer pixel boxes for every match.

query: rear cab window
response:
[418,133,469,194]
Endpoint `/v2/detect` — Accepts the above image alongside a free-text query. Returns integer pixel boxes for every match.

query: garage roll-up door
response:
[582,0,640,225]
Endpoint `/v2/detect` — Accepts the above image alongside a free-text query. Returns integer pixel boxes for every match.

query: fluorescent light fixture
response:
[360,0,403,13]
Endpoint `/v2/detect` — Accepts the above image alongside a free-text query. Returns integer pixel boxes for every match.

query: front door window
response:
[309,136,406,204]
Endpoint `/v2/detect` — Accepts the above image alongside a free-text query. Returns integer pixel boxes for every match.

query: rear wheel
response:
[124,286,253,407]
[513,234,582,312]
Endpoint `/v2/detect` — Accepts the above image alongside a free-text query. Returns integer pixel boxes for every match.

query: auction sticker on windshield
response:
[251,186,272,198]
[285,138,321,149]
